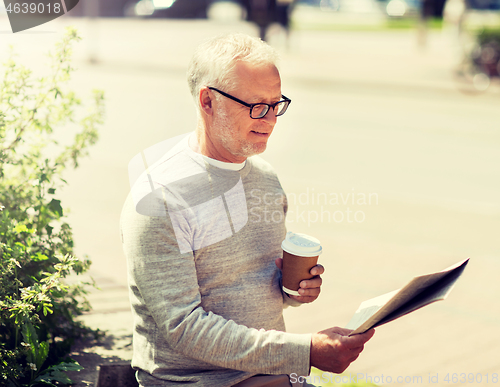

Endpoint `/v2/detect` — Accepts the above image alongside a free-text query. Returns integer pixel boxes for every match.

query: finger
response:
[275,257,283,270]
[347,352,361,363]
[300,277,323,289]
[358,328,375,342]
[345,331,374,348]
[330,327,354,337]
[297,286,320,297]
[310,264,324,276]
[290,294,318,303]
[348,344,365,354]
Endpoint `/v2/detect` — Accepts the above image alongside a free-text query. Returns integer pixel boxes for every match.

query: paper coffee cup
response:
[281,231,322,296]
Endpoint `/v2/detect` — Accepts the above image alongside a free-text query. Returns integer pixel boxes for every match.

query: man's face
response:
[209,61,282,163]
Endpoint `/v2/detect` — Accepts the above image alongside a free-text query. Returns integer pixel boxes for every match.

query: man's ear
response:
[199,87,214,116]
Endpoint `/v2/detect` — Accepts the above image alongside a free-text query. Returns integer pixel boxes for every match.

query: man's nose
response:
[261,107,277,125]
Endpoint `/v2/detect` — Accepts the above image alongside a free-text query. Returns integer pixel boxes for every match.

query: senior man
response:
[120,33,374,387]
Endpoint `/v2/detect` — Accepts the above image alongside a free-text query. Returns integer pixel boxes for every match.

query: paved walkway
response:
[65,276,133,386]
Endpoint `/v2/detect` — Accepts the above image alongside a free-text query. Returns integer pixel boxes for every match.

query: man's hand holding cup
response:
[276,232,324,304]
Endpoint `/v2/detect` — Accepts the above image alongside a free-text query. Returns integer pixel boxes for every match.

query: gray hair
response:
[187,33,279,112]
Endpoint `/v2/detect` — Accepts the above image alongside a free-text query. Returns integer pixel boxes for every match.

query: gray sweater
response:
[120,135,311,386]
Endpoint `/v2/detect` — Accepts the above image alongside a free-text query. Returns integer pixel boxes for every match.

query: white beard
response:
[213,106,266,159]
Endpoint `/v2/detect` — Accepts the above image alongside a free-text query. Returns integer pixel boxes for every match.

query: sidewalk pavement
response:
[65,276,133,386]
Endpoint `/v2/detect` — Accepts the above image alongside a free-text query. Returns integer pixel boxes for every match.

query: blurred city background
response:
[1,0,499,385]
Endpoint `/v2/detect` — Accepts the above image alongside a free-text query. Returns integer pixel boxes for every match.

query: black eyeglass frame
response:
[208,87,291,119]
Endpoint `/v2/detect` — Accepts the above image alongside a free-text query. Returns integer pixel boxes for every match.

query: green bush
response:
[0,27,105,386]
[477,27,500,45]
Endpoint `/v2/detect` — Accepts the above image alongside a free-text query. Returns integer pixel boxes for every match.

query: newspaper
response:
[346,258,470,336]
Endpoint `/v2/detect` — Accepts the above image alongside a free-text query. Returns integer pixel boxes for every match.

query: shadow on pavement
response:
[66,333,135,387]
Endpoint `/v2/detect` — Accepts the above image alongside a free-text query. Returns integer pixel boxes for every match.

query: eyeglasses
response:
[208,87,291,119]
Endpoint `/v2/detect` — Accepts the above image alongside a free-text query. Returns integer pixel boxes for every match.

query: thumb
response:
[346,329,375,347]
[275,257,283,270]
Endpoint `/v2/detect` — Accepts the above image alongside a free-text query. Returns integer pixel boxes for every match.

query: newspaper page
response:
[346,258,470,335]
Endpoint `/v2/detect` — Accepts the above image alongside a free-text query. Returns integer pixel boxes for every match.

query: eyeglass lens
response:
[251,101,289,119]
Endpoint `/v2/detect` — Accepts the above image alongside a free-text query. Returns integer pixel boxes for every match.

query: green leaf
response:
[32,374,59,386]
[47,199,63,217]
[47,361,83,372]
[21,321,39,363]
[39,370,72,384]
[13,224,29,233]
[33,252,49,262]
[34,361,83,385]
[14,242,26,250]
[36,341,49,371]
[48,188,56,194]
[42,304,53,316]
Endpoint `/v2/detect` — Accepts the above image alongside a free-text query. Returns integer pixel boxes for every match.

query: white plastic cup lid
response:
[281,231,322,257]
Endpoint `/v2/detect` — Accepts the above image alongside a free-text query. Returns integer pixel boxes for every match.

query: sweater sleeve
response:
[122,199,311,377]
